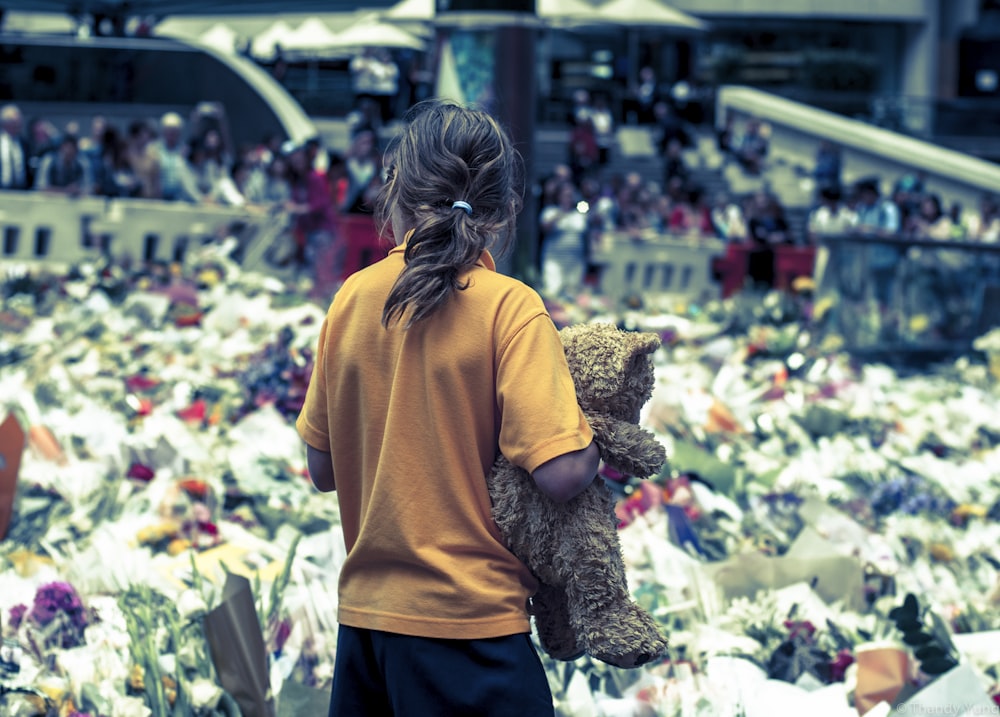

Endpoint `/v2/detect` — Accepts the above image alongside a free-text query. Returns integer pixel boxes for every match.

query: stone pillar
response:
[900,0,940,135]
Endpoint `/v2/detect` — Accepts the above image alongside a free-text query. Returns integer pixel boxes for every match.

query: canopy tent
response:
[380,0,703,29]
[327,14,426,51]
[195,22,239,53]
[595,0,706,31]
[279,17,341,55]
[249,19,293,58]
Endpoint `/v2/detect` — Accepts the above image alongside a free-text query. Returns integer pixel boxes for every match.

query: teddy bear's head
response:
[559,323,661,423]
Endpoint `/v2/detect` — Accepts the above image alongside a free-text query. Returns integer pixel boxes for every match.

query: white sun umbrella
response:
[382,0,435,22]
[536,0,609,27]
[328,15,427,51]
[197,23,239,54]
[250,20,295,59]
[595,0,706,31]
[281,17,343,56]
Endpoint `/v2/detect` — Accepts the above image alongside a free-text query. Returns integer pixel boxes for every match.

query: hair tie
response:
[451,200,473,215]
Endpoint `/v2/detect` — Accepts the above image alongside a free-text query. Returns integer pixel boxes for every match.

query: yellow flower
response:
[136,521,181,546]
[163,675,178,706]
[928,543,954,563]
[129,664,145,692]
[909,314,930,333]
[792,276,815,293]
[953,504,987,520]
[167,538,192,556]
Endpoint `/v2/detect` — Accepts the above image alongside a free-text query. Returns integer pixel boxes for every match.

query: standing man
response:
[0,104,30,190]
[155,112,202,203]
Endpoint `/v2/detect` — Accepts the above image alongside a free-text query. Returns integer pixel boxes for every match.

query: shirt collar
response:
[389,238,496,271]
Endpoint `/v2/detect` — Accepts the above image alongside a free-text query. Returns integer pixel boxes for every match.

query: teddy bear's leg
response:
[559,483,669,669]
[530,583,585,662]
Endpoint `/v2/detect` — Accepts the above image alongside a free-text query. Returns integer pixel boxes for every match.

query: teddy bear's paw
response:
[581,605,669,669]
[589,631,669,669]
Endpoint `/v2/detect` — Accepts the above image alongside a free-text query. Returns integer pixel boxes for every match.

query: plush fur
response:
[487,322,669,669]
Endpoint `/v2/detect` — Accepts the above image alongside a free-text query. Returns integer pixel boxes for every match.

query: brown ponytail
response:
[375,100,523,328]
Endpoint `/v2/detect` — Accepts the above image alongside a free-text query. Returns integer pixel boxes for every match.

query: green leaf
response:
[669,440,738,496]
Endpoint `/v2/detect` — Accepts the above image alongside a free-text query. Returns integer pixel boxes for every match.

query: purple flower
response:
[29,582,88,633]
[8,604,27,630]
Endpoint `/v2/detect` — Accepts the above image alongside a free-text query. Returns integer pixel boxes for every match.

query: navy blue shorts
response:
[327,625,554,716]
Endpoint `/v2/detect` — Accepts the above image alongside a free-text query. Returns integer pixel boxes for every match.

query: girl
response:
[296,100,598,717]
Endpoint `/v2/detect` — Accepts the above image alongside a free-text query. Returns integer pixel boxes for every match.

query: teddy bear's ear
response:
[559,324,661,400]
[627,332,662,359]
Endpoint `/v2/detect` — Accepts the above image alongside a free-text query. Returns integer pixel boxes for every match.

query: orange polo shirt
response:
[296,243,592,639]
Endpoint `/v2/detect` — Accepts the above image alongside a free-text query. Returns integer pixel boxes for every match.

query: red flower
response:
[127,463,155,481]
[174,312,203,328]
[177,399,207,423]
[178,478,209,499]
[830,649,855,682]
[783,619,817,641]
[125,374,160,392]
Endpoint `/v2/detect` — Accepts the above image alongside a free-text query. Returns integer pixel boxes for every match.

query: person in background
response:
[807,186,857,243]
[0,103,30,190]
[126,119,161,199]
[746,191,789,288]
[626,66,659,125]
[350,46,399,129]
[968,193,1000,243]
[813,140,842,195]
[25,116,59,187]
[568,88,594,127]
[710,191,747,242]
[852,177,901,309]
[154,112,202,203]
[540,181,589,296]
[93,125,140,198]
[286,142,339,276]
[589,93,615,168]
[78,115,107,183]
[734,117,769,176]
[909,193,952,240]
[661,137,689,189]
[332,126,384,215]
[653,100,691,155]
[35,134,91,196]
[567,115,599,187]
[189,128,241,205]
[296,100,597,716]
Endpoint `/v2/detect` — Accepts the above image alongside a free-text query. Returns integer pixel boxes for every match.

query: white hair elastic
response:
[451,200,473,215]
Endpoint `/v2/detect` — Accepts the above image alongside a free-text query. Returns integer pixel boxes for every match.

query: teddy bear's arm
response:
[587,414,667,479]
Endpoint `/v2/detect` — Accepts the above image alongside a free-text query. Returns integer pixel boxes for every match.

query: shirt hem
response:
[338,606,531,640]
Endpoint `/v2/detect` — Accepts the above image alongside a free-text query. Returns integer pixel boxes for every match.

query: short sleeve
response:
[296,316,331,451]
[496,313,593,474]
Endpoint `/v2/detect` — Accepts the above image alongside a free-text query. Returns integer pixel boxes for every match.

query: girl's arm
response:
[306,445,335,492]
[531,441,600,503]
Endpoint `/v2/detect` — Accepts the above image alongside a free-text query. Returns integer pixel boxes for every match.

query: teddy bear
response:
[487,322,669,669]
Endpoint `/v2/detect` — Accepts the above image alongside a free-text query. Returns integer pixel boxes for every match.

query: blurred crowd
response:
[535,91,1000,296]
[5,82,999,299]
[0,101,392,275]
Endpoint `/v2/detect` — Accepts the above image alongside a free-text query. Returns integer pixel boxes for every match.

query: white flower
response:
[111,694,152,717]
[189,677,224,709]
[176,589,208,620]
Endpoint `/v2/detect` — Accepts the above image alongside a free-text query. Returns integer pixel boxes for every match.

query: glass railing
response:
[814,234,1000,357]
